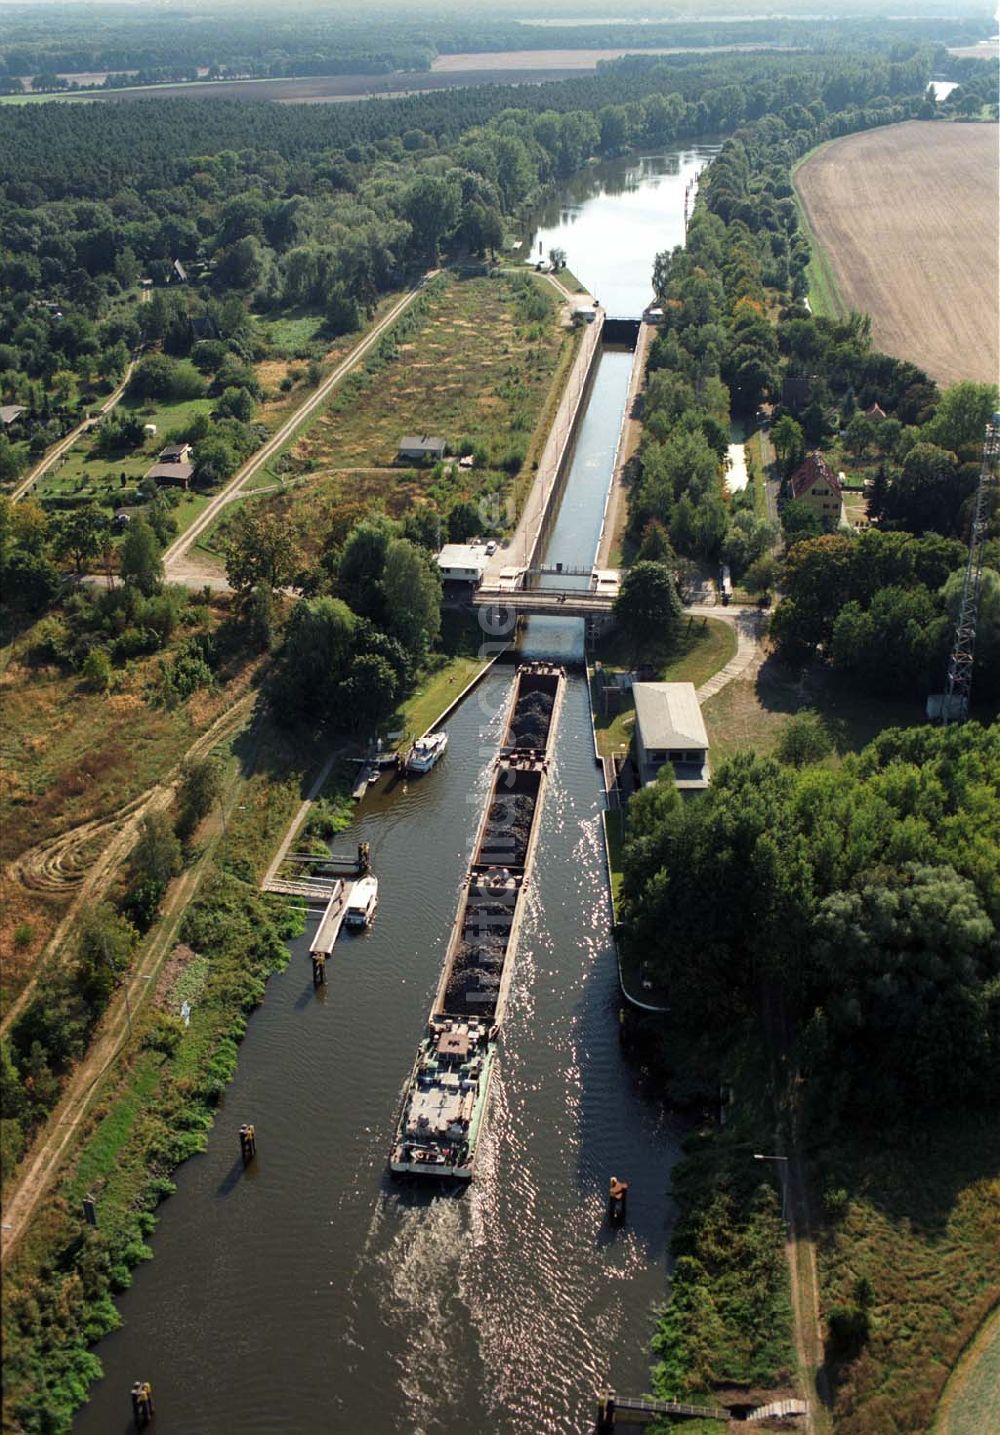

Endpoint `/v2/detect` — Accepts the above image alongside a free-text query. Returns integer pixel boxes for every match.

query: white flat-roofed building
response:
[437,542,490,586]
[632,681,710,791]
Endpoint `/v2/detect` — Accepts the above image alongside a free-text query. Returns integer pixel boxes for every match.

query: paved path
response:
[10,353,141,503]
[693,604,766,702]
[163,279,432,585]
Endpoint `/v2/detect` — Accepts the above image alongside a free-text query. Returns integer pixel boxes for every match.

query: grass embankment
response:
[233,271,575,566]
[744,425,773,522]
[813,1115,1000,1434]
[590,616,737,760]
[640,1024,795,1417]
[790,153,846,322]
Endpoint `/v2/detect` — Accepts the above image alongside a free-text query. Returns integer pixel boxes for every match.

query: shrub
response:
[80,647,113,692]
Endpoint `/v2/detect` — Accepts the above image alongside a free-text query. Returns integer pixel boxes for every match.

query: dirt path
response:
[1,691,256,1038]
[163,281,431,586]
[10,353,141,503]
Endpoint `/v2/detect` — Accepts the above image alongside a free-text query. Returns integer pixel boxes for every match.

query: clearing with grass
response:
[794,122,999,386]
[252,270,577,562]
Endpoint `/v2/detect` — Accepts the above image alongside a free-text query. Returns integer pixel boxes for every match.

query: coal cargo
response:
[508,689,554,750]
[480,792,536,869]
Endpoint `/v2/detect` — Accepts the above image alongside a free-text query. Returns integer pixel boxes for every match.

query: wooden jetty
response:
[595,1388,809,1430]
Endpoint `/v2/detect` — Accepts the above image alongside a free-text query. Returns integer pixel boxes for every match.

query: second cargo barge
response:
[390,661,564,1179]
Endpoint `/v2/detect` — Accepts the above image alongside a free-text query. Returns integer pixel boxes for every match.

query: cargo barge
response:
[390,661,564,1179]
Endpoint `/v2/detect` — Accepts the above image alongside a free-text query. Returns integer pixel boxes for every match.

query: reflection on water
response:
[75,145,704,1435]
[528,144,720,314]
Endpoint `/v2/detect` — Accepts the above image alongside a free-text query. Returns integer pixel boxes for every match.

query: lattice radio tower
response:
[931,414,1000,724]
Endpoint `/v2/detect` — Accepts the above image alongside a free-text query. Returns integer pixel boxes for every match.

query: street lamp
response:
[754,1153,789,1224]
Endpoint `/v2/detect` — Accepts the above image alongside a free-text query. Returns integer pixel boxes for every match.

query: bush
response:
[80,647,113,692]
[128,354,206,403]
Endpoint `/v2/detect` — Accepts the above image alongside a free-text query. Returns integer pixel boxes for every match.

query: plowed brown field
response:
[795,121,999,386]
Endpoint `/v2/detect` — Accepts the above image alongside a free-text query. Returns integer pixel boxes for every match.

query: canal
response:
[76,142,718,1435]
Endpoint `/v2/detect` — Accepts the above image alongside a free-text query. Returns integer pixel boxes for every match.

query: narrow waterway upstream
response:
[76,142,717,1435]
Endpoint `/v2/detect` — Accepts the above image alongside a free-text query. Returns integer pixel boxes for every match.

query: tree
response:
[806,863,995,1113]
[224,507,298,599]
[129,810,182,889]
[771,415,805,477]
[614,560,683,659]
[215,386,255,422]
[120,517,163,594]
[883,442,960,535]
[0,434,24,485]
[76,903,138,1010]
[176,757,223,840]
[401,175,460,263]
[844,412,878,458]
[336,652,398,729]
[380,537,442,656]
[776,710,834,767]
[0,549,61,614]
[448,500,481,543]
[337,516,395,620]
[922,381,998,454]
[81,647,113,692]
[53,505,108,574]
[128,353,205,402]
[192,435,238,488]
[271,595,356,723]
[780,499,822,545]
[743,552,779,598]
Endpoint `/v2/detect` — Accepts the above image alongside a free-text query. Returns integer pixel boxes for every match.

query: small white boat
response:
[344,875,379,929]
[406,731,448,774]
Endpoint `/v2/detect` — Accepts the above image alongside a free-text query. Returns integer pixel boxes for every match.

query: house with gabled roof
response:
[788,451,845,529]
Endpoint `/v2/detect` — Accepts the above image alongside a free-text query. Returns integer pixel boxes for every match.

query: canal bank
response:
[74,140,719,1435]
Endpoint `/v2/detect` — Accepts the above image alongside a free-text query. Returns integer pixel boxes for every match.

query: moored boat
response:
[406,731,447,774]
[344,874,379,929]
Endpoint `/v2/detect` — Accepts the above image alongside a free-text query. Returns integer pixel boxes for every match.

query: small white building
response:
[436,543,491,586]
[632,681,710,791]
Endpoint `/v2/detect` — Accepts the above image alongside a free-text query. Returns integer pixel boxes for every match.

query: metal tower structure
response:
[933,414,1000,724]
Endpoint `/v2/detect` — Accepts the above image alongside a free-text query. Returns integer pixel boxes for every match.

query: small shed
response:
[632,682,710,791]
[0,405,25,427]
[398,435,446,464]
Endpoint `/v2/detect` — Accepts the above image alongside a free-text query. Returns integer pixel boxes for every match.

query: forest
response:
[0,3,989,92]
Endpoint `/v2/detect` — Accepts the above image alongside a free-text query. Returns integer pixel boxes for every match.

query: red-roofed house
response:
[788,451,844,528]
